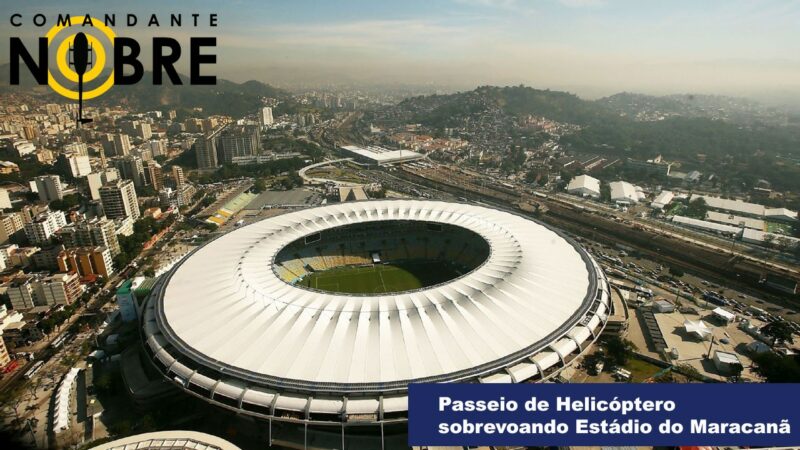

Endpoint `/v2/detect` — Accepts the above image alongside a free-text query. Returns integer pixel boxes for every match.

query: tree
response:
[143,268,156,278]
[751,353,800,382]
[761,321,794,347]
[669,266,684,278]
[252,178,267,194]
[49,193,83,212]
[685,197,708,219]
[603,336,637,366]
[775,236,791,253]
[763,233,776,249]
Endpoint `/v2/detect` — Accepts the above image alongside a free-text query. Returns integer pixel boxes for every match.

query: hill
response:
[387,85,800,161]
[0,63,290,117]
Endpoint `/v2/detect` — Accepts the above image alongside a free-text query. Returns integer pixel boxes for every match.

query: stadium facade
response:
[140,200,610,436]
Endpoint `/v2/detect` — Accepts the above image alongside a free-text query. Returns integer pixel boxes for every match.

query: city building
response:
[690,194,798,222]
[86,168,119,200]
[0,188,11,210]
[149,139,167,157]
[134,122,152,140]
[566,174,601,198]
[6,272,82,309]
[99,180,140,220]
[57,217,121,256]
[194,126,226,169]
[171,165,185,188]
[144,160,164,191]
[159,184,196,211]
[609,181,645,205]
[118,278,145,322]
[115,155,146,187]
[625,156,672,176]
[63,142,88,156]
[0,212,25,244]
[57,246,114,279]
[57,153,92,178]
[260,106,274,126]
[218,124,261,165]
[24,209,67,245]
[651,190,674,210]
[35,175,64,202]
[113,133,132,156]
[0,330,10,370]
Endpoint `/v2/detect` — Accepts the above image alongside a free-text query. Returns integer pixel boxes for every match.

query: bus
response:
[23,361,44,380]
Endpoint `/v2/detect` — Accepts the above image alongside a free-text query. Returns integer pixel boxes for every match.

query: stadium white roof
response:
[143,200,608,422]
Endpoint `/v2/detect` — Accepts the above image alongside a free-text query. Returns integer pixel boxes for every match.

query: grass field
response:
[766,221,794,235]
[298,260,463,294]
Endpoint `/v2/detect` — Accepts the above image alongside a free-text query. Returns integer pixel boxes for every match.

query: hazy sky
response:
[3,0,800,99]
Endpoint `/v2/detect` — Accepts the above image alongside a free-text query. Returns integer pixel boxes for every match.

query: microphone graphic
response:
[70,32,93,126]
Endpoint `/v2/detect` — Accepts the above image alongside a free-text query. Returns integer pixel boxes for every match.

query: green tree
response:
[751,353,800,382]
[603,336,637,366]
[252,178,267,194]
[669,266,684,278]
[685,197,708,219]
[761,321,795,347]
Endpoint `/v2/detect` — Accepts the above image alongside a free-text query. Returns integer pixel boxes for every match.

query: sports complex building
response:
[139,200,610,444]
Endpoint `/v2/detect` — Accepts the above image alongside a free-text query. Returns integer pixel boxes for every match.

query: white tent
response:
[684,319,713,341]
[712,307,736,323]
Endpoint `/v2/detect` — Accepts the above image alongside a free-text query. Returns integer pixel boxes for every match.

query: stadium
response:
[140,200,609,437]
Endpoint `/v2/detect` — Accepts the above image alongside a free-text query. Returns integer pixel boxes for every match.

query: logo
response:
[9,13,218,125]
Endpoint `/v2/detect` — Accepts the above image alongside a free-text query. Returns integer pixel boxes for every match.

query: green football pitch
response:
[298,260,463,294]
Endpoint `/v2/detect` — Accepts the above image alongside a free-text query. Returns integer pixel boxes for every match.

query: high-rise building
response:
[57,154,92,178]
[0,189,11,210]
[144,160,164,190]
[113,133,131,156]
[86,168,119,200]
[99,179,140,220]
[57,217,120,256]
[57,246,114,279]
[194,127,225,169]
[150,139,167,157]
[260,107,274,126]
[0,332,10,370]
[0,213,25,244]
[35,175,63,202]
[63,142,88,156]
[7,273,82,309]
[115,155,146,187]
[218,125,261,164]
[134,122,152,140]
[24,209,67,245]
[171,165,185,188]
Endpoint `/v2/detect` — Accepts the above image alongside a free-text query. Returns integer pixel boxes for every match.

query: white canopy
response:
[684,319,713,340]
[712,307,736,323]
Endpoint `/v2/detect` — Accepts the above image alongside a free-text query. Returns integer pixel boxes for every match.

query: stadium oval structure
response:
[142,200,610,426]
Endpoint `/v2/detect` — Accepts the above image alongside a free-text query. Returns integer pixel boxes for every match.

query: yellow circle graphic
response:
[46,16,116,100]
